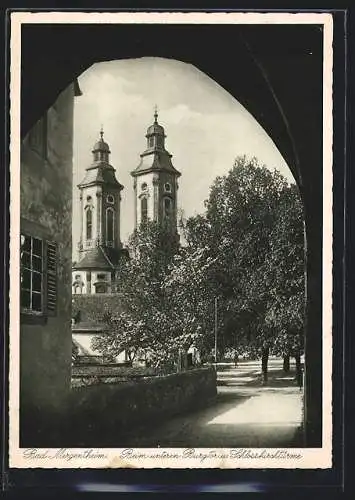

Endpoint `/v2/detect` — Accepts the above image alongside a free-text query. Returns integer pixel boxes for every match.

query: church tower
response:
[72,129,128,295]
[131,108,181,232]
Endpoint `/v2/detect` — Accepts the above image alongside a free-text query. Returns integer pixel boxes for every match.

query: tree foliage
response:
[90,156,305,371]
[181,156,305,358]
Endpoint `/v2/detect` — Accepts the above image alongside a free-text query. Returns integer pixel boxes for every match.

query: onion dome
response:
[146,107,166,138]
[92,127,111,155]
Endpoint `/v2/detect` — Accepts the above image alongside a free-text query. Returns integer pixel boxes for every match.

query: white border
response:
[9,11,333,469]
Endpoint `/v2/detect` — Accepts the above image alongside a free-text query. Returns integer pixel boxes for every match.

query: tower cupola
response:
[131,108,181,232]
[145,107,166,150]
[92,127,110,163]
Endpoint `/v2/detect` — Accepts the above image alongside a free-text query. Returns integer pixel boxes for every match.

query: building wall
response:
[72,332,99,355]
[72,269,112,295]
[73,332,126,361]
[20,83,76,443]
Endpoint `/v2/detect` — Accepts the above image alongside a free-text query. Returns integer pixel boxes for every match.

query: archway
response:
[19,22,325,447]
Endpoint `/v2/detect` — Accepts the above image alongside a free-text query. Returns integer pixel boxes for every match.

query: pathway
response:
[122,357,304,448]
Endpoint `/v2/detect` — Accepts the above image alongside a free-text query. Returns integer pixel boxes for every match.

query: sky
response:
[72,57,294,258]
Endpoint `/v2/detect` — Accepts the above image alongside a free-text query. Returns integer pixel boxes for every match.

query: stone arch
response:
[20,23,326,446]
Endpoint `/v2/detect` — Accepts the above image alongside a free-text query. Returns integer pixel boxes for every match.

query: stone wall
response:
[65,367,217,447]
[20,83,77,445]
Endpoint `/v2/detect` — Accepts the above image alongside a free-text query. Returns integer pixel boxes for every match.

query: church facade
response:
[131,108,181,234]
[72,109,181,296]
[72,110,181,363]
[72,129,128,296]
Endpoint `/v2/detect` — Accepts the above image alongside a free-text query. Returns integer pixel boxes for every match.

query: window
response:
[164,182,171,193]
[106,208,114,242]
[95,283,107,294]
[20,227,57,322]
[107,194,114,204]
[97,273,106,280]
[141,197,148,224]
[86,208,92,240]
[148,136,154,148]
[20,235,43,313]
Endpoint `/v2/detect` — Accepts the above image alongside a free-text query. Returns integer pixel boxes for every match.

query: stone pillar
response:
[96,190,103,245]
[175,180,179,230]
[133,178,137,229]
[86,271,91,295]
[303,201,323,447]
[116,193,122,248]
[79,192,83,250]
[153,176,159,222]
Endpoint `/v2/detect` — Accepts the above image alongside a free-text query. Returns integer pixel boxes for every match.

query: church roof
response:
[132,108,181,178]
[78,164,124,189]
[73,246,129,270]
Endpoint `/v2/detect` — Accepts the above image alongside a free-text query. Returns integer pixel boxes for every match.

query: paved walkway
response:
[123,358,304,448]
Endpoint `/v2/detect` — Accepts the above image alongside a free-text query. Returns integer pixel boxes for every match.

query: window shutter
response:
[46,241,57,315]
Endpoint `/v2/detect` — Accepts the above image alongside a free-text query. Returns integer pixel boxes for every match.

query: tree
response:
[91,156,305,383]
[162,245,218,362]
[92,220,181,369]
[181,156,305,382]
[263,183,305,380]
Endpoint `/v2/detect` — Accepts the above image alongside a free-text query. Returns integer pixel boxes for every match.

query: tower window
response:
[107,194,114,204]
[164,182,171,193]
[95,283,107,294]
[148,136,154,148]
[164,198,173,218]
[106,208,114,242]
[141,197,148,224]
[86,208,92,240]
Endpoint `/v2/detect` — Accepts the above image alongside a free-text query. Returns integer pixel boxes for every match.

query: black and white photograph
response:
[9,11,333,469]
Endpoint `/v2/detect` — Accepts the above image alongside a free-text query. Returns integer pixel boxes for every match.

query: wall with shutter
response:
[19,83,76,445]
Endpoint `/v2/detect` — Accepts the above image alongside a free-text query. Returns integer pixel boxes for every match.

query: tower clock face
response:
[106,195,114,204]
[141,182,148,192]
[164,182,172,193]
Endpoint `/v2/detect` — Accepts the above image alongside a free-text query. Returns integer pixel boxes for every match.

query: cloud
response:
[163,103,202,125]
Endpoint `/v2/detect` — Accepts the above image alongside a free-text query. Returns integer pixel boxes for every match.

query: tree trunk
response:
[261,347,269,385]
[283,354,290,373]
[295,351,303,388]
